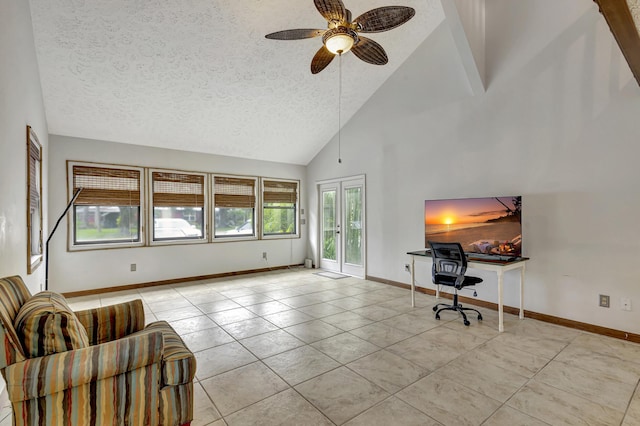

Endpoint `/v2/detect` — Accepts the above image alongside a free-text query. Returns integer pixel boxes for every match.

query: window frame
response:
[212,174,258,241]
[148,169,208,245]
[261,178,300,240]
[26,126,43,274]
[67,161,145,251]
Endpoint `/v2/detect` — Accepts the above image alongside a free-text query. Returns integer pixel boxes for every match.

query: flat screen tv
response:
[425,196,522,258]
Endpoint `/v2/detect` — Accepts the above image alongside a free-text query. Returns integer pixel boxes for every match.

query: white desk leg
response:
[411,257,416,308]
[497,270,504,332]
[519,264,525,320]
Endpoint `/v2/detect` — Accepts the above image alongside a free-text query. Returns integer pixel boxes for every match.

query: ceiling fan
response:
[265,0,416,74]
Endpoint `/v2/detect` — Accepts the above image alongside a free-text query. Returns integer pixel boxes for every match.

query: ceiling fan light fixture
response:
[323,27,357,54]
[266,2,416,73]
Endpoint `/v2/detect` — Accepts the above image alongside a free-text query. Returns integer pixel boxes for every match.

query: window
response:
[67,163,299,247]
[70,163,143,247]
[27,126,43,273]
[151,171,205,242]
[213,176,256,238]
[262,180,298,237]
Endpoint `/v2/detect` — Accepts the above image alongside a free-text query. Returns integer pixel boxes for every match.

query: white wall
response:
[307,1,640,333]
[48,135,308,293]
[0,0,48,293]
[0,0,49,397]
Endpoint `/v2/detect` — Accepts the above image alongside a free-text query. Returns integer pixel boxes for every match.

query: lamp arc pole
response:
[45,187,82,290]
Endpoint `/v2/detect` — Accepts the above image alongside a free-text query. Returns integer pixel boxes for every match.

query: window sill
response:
[68,241,145,251]
[261,234,300,240]
[149,238,208,247]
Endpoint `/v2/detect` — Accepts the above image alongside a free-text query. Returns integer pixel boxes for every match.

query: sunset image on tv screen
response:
[425,196,522,257]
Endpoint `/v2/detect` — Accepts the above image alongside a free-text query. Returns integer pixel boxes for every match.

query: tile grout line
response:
[63,269,639,426]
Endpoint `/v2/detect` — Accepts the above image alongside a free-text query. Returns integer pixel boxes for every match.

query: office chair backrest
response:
[428,241,468,279]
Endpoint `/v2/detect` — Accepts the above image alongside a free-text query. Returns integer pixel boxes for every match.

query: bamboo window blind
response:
[73,166,141,206]
[214,177,256,208]
[152,172,204,207]
[263,180,298,204]
[28,138,41,211]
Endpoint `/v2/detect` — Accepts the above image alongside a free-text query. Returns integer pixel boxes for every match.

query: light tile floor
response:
[2,267,640,425]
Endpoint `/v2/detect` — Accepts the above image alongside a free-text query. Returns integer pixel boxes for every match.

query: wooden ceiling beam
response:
[594,0,640,86]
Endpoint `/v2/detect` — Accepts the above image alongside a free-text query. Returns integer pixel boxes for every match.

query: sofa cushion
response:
[15,291,90,358]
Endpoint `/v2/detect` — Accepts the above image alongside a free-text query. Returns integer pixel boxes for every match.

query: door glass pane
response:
[322,191,336,260]
[344,187,362,265]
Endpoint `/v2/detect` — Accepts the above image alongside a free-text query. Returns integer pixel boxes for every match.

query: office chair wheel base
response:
[477,314,483,321]
[435,313,441,320]
[432,306,438,312]
[464,320,470,326]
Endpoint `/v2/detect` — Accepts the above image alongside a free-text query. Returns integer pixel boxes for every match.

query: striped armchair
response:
[0,275,195,426]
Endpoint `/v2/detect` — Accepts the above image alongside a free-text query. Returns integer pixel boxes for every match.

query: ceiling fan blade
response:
[351,36,388,65]
[311,45,335,74]
[354,6,416,33]
[265,29,325,40]
[314,0,347,23]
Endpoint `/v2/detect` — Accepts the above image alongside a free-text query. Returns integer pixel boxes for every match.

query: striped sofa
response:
[0,275,196,425]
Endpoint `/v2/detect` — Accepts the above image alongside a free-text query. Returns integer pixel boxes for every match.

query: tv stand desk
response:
[407,250,529,332]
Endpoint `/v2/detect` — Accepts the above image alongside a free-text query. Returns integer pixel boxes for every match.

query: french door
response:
[318,176,365,277]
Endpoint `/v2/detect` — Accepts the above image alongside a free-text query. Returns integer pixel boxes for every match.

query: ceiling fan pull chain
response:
[338,51,342,164]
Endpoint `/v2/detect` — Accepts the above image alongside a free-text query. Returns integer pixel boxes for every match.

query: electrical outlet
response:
[599,294,610,308]
[621,297,632,311]
[262,252,267,260]
[404,264,411,272]
[130,263,136,272]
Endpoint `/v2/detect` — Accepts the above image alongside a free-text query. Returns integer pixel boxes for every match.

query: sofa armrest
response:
[75,299,145,345]
[143,321,197,386]
[4,329,163,402]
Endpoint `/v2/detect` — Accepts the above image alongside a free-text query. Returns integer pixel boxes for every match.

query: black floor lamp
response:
[45,188,82,290]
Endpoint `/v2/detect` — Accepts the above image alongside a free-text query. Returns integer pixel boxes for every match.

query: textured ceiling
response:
[29,0,444,165]
[629,0,640,28]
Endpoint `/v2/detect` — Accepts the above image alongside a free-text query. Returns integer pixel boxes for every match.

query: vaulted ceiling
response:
[28,0,640,166]
[29,0,445,165]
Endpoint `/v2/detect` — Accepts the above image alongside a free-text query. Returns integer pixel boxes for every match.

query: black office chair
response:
[428,241,483,326]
